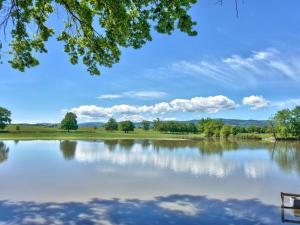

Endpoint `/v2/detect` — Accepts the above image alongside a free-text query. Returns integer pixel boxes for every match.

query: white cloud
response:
[97,91,167,100]
[69,95,237,122]
[243,95,270,110]
[170,48,300,85]
[97,94,123,99]
[126,91,167,98]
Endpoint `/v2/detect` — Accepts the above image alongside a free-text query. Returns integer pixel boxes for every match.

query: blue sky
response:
[1,0,300,123]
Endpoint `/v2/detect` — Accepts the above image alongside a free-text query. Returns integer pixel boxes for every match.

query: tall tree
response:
[60,112,78,132]
[105,118,118,131]
[141,120,150,131]
[221,125,232,139]
[199,118,224,137]
[0,0,197,75]
[0,107,11,130]
[119,120,135,133]
[273,109,292,139]
[291,106,300,138]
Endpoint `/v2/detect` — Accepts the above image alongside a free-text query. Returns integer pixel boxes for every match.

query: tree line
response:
[0,106,300,139]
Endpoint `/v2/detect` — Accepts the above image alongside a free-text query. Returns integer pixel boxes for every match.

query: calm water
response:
[0,140,300,225]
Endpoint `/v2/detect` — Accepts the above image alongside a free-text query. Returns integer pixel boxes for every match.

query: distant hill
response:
[135,119,269,128]
[78,122,105,127]
[216,119,269,127]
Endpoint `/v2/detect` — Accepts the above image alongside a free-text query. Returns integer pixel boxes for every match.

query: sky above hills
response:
[1,0,300,123]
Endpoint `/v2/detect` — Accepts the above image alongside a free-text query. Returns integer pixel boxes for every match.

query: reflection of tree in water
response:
[101,139,300,175]
[60,141,77,160]
[270,142,300,175]
[197,140,239,155]
[139,140,151,148]
[0,142,9,164]
[150,140,240,155]
[118,139,135,150]
[103,140,118,151]
[152,140,200,151]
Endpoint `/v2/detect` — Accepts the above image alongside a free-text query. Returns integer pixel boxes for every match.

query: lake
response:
[0,140,300,225]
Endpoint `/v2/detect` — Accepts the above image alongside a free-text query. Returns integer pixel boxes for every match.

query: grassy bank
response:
[0,124,275,141]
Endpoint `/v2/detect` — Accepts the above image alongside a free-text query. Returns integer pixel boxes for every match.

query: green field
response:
[0,124,207,140]
[0,124,274,141]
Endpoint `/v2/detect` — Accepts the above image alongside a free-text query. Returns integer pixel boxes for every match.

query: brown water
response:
[0,140,300,225]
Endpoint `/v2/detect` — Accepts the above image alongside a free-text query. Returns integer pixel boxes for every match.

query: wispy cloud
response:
[273,98,300,109]
[170,48,300,85]
[97,94,123,99]
[69,95,237,122]
[243,95,271,110]
[97,91,167,100]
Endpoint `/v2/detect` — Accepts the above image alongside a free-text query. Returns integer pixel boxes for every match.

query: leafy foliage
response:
[270,106,300,139]
[60,112,78,131]
[153,120,198,133]
[290,106,300,138]
[104,118,118,131]
[0,0,198,75]
[273,109,292,138]
[220,125,231,139]
[119,120,135,133]
[141,120,150,131]
[199,118,224,137]
[0,107,11,129]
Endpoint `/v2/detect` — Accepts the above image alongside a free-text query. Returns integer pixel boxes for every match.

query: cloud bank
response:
[70,95,237,122]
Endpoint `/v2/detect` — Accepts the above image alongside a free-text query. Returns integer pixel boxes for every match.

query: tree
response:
[0,107,11,130]
[290,106,300,138]
[221,125,232,139]
[153,118,161,131]
[187,123,198,133]
[0,1,197,75]
[60,112,78,132]
[199,118,224,137]
[105,118,118,131]
[119,120,135,133]
[141,120,150,131]
[273,109,292,138]
[231,126,239,136]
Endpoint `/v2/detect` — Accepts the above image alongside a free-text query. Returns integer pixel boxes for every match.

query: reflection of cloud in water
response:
[75,142,237,178]
[158,200,199,216]
[244,161,269,179]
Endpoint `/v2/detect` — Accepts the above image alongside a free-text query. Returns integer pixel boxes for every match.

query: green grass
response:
[0,124,274,141]
[0,125,206,140]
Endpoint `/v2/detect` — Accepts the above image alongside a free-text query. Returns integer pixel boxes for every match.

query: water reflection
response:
[76,141,237,177]
[1,139,300,222]
[0,194,284,225]
[72,140,300,178]
[60,141,77,160]
[0,142,9,164]
[271,142,300,175]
